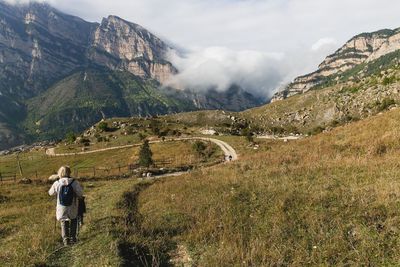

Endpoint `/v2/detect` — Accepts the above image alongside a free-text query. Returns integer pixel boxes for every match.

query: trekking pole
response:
[53,197,57,235]
[54,216,57,234]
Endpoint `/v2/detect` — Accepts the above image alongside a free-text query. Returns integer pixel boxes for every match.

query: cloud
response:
[311,38,338,51]
[166,47,286,98]
[4,0,400,97]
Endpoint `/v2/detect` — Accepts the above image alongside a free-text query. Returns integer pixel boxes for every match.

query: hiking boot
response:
[70,237,77,244]
[63,238,69,246]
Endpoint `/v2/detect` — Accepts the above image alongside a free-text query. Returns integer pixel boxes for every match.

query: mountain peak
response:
[273,27,400,101]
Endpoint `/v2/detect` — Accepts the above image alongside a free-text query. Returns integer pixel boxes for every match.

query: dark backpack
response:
[59,180,75,206]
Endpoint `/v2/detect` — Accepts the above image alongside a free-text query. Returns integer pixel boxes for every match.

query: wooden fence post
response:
[118,164,121,175]
[35,171,38,180]
[93,167,96,178]
[0,172,2,182]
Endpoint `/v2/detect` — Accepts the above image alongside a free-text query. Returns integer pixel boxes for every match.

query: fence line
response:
[0,172,17,182]
[0,157,189,184]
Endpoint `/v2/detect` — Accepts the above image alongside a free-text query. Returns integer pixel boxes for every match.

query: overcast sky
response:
[7,0,400,97]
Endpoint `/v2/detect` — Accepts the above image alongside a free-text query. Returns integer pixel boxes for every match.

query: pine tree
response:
[138,140,153,167]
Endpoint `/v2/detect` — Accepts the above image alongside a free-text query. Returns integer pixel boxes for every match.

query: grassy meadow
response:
[132,108,400,266]
[0,137,223,266]
[0,140,221,181]
[2,108,400,265]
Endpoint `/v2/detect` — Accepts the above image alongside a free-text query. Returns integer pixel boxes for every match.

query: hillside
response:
[273,27,400,101]
[118,107,400,266]
[242,49,400,135]
[3,97,400,265]
[0,1,262,150]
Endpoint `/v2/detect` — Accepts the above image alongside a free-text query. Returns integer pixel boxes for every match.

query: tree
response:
[138,140,153,167]
[241,128,254,143]
[192,141,207,157]
[98,122,109,132]
[150,120,160,136]
[65,132,76,143]
[192,141,216,160]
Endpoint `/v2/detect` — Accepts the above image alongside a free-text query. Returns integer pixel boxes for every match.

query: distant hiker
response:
[49,166,84,246]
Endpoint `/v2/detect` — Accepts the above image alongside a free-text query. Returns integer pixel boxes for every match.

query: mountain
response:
[0,1,262,150]
[241,27,400,136]
[273,28,400,101]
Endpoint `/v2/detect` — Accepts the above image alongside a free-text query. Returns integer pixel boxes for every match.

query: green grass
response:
[0,178,139,266]
[0,140,217,180]
[6,102,400,265]
[0,136,225,266]
[131,108,400,265]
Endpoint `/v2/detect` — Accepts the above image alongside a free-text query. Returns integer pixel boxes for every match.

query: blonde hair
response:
[58,166,71,178]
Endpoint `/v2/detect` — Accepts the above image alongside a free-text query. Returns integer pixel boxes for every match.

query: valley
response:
[1,0,400,266]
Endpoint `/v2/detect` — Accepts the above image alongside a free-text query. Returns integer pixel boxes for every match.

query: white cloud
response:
[166,47,285,98]
[4,0,400,97]
[311,38,338,51]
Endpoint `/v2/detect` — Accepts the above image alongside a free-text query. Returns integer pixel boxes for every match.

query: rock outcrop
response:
[273,28,400,101]
[89,15,176,83]
[0,1,262,150]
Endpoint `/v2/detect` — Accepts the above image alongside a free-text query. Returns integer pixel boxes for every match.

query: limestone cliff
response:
[273,28,400,101]
[90,16,176,84]
[0,1,262,150]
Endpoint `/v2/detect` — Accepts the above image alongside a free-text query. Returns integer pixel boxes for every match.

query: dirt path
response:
[256,134,304,140]
[45,137,238,161]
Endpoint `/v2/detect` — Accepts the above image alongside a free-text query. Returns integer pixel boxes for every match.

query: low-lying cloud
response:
[4,0,400,98]
[165,42,341,98]
[166,47,286,98]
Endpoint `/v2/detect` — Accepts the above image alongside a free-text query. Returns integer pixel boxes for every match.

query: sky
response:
[7,0,400,98]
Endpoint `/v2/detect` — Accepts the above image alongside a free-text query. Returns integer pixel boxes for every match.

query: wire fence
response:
[0,172,17,182]
[0,158,190,184]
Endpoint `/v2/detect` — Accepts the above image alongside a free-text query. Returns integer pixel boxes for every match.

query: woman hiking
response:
[49,166,84,246]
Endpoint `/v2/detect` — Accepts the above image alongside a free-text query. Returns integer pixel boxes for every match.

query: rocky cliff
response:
[89,15,176,84]
[273,28,400,101]
[0,1,262,150]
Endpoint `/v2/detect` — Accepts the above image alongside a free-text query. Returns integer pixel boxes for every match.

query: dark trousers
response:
[61,218,78,242]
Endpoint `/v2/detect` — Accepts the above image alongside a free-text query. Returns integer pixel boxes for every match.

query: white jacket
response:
[49,177,83,221]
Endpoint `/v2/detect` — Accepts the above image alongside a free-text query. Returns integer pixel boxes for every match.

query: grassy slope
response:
[0,178,137,266]
[0,138,223,266]
[134,108,400,266]
[23,68,195,141]
[0,140,216,180]
[242,52,400,135]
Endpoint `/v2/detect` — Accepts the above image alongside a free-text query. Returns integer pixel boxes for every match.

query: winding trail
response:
[45,137,238,162]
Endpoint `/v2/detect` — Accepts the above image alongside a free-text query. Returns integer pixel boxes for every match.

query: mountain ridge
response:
[0,1,262,150]
[273,27,400,101]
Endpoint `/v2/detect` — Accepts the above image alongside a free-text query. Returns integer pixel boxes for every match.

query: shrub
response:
[369,142,388,156]
[309,126,325,135]
[340,86,361,94]
[79,138,91,146]
[382,76,396,85]
[192,141,207,157]
[138,133,146,140]
[271,126,285,135]
[150,120,161,135]
[125,126,136,135]
[65,132,76,143]
[98,122,109,132]
[377,98,395,112]
[241,128,254,143]
[192,141,216,160]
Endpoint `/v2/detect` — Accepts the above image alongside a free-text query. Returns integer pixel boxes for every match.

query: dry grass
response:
[0,140,217,181]
[4,108,400,265]
[0,139,224,266]
[0,178,140,266]
[134,108,400,266]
